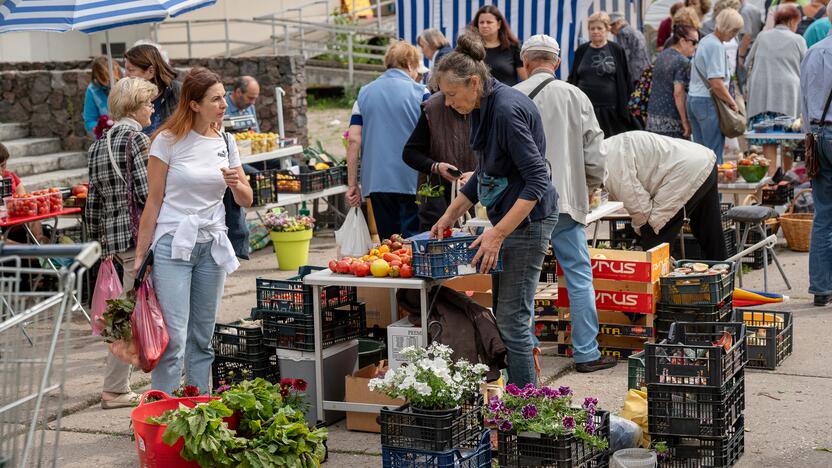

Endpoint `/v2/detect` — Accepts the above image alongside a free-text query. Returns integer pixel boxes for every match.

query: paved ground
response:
[10,228,832,467]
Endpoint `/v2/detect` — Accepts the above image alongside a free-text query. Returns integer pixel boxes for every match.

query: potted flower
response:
[486,384,609,467]
[369,343,489,451]
[263,209,315,271]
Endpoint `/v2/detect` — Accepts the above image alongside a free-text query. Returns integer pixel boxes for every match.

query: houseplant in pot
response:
[369,343,489,451]
[263,209,315,271]
[486,385,609,467]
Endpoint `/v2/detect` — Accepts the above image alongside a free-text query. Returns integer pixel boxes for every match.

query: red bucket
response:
[132,390,239,468]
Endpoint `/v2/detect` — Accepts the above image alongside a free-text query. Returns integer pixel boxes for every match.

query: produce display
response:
[234,130,278,154]
[717,161,737,184]
[665,261,732,277]
[65,184,88,208]
[5,187,63,218]
[737,152,769,183]
[328,234,413,278]
[276,173,301,192]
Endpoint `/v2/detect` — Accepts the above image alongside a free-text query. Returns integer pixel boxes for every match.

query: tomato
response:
[328,260,338,272]
[389,265,400,277]
[336,261,351,274]
[350,261,363,275]
[400,264,413,278]
[442,227,453,239]
[353,262,370,277]
[382,253,401,263]
[389,260,402,268]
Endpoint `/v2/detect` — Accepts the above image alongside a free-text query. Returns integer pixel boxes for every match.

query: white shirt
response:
[149,129,242,273]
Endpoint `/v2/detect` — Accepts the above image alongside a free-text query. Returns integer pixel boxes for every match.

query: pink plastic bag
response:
[91,258,122,336]
[132,277,169,373]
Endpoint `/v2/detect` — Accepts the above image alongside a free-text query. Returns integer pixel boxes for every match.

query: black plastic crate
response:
[672,228,737,261]
[249,169,277,206]
[276,170,326,193]
[660,260,736,306]
[655,418,745,468]
[655,299,734,342]
[0,177,13,199]
[382,429,492,468]
[256,266,357,313]
[412,236,502,279]
[628,350,646,391]
[260,302,365,351]
[380,398,484,452]
[540,244,557,283]
[211,353,279,390]
[738,309,793,370]
[761,183,794,206]
[212,321,265,360]
[497,410,610,468]
[609,219,638,249]
[323,166,347,188]
[741,225,773,270]
[646,322,746,388]
[648,372,745,438]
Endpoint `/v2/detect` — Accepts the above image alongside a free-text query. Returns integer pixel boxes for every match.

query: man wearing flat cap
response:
[609,11,650,84]
[514,35,615,373]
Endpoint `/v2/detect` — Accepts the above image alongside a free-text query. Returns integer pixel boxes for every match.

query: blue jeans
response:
[151,234,226,394]
[492,212,557,387]
[810,127,832,295]
[687,96,725,164]
[551,214,601,364]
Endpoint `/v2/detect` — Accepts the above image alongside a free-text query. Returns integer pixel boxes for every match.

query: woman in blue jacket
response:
[430,33,558,387]
[83,56,121,137]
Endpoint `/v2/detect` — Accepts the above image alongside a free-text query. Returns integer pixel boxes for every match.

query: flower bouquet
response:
[487,384,609,467]
[263,209,316,270]
[369,343,489,451]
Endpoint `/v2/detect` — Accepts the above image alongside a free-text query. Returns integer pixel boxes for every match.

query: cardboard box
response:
[556,278,660,314]
[344,361,405,433]
[558,309,654,338]
[557,334,649,360]
[443,274,493,309]
[533,316,559,342]
[556,244,671,283]
[358,287,400,329]
[387,317,423,370]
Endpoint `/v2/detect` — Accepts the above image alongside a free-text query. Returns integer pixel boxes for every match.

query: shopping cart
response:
[0,242,101,468]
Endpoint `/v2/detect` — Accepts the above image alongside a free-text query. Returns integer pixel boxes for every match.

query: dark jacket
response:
[433,46,453,67]
[144,79,182,135]
[397,287,507,381]
[569,41,634,125]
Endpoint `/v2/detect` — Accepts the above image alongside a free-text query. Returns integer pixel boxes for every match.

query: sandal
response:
[101,392,140,409]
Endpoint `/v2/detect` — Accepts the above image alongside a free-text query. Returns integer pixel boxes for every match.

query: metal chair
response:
[725,205,791,291]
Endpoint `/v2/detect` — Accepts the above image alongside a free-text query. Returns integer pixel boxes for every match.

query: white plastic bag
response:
[335,207,374,258]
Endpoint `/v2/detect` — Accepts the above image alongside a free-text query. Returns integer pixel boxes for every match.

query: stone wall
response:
[0,55,307,149]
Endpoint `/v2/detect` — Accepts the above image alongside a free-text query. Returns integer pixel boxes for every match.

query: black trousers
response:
[639,168,728,260]
[368,192,420,240]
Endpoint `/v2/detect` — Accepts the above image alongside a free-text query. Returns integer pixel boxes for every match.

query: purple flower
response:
[584,420,597,435]
[558,386,573,396]
[540,387,559,399]
[505,384,521,396]
[562,415,576,430]
[582,397,598,410]
[498,419,513,432]
[521,404,538,420]
[215,384,231,394]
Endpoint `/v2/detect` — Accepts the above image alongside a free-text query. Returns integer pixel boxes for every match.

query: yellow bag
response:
[620,389,650,448]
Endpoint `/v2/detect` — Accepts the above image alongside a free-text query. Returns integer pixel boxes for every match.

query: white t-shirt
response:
[149,129,242,272]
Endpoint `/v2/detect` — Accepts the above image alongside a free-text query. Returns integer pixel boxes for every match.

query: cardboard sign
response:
[556,244,670,283]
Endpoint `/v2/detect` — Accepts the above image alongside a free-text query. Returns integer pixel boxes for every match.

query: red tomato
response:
[353,263,370,277]
[328,260,338,272]
[400,264,413,278]
[442,227,453,239]
[336,261,351,274]
[382,253,401,263]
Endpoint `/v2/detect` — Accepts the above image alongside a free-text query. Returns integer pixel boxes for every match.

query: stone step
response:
[21,167,88,191]
[7,151,87,177]
[0,122,29,142]
[3,137,62,158]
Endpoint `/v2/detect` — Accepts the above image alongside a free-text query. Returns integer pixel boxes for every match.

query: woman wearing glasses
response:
[646,24,700,139]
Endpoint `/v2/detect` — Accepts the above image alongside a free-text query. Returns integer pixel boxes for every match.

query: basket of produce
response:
[234,130,278,154]
[737,153,769,183]
[780,189,813,252]
[660,260,736,306]
[717,162,738,184]
[411,234,502,279]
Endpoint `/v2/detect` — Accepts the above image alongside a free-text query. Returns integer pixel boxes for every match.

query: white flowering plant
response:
[368,343,489,410]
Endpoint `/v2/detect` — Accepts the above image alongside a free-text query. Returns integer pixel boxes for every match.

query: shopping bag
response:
[620,388,649,448]
[109,338,141,367]
[91,258,123,336]
[131,251,169,373]
[335,207,374,258]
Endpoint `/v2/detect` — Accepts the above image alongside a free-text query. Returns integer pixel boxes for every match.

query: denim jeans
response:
[151,234,226,394]
[551,214,601,364]
[492,212,557,387]
[687,96,725,164]
[810,127,832,295]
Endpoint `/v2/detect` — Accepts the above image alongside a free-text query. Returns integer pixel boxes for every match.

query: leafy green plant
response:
[147,378,327,468]
[415,182,445,205]
[100,291,135,342]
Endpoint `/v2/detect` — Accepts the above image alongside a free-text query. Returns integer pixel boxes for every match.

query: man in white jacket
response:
[515,35,615,373]
[603,131,728,260]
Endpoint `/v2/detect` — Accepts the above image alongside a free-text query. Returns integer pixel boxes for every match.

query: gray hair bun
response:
[455,32,486,61]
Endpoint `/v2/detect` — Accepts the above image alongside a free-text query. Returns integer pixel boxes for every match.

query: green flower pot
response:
[270,229,313,271]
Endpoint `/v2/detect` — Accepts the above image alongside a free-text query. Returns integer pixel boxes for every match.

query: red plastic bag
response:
[91,258,122,336]
[132,277,169,373]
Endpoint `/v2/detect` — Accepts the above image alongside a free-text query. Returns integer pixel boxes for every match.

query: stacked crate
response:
[211,321,279,389]
[551,244,671,360]
[737,309,793,370]
[646,321,747,468]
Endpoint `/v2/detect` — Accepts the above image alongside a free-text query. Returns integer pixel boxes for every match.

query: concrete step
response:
[3,137,62,158]
[0,122,29,141]
[7,151,87,177]
[21,167,88,191]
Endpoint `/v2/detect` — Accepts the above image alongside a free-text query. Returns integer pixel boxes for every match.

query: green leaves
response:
[100,290,136,342]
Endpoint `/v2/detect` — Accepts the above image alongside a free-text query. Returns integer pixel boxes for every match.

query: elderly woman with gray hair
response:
[85,77,157,408]
[417,28,453,71]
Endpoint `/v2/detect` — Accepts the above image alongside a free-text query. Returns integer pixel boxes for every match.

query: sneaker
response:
[575,355,618,373]
[814,295,832,307]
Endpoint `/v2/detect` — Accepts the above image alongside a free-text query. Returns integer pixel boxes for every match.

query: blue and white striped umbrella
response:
[0,0,217,34]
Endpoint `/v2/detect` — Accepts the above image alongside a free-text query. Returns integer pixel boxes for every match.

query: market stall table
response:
[718,178,770,206]
[239,145,304,167]
[302,269,439,417]
[743,131,804,172]
[0,207,81,233]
